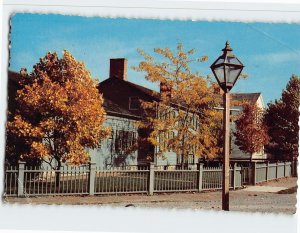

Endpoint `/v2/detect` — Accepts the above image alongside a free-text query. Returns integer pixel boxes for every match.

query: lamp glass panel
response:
[215,58,225,66]
[213,66,225,83]
[227,56,243,66]
[225,66,241,84]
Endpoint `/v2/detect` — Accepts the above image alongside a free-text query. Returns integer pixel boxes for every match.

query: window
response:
[115,130,136,154]
[129,96,140,110]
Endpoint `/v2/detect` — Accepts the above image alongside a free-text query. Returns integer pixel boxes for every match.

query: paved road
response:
[4,177,297,214]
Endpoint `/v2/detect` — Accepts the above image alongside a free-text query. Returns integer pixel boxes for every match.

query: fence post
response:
[252,162,257,186]
[292,158,297,177]
[283,161,286,177]
[266,161,269,181]
[233,163,237,190]
[275,161,278,179]
[197,163,204,192]
[88,162,96,196]
[17,161,26,197]
[148,163,154,195]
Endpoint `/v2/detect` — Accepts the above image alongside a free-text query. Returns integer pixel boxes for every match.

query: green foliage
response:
[264,75,300,160]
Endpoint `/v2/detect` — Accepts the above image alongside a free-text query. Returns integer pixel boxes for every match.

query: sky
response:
[9,13,300,104]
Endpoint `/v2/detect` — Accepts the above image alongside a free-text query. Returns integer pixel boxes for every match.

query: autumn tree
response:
[233,102,269,159]
[264,75,300,160]
[134,44,222,166]
[5,70,42,167]
[6,51,110,173]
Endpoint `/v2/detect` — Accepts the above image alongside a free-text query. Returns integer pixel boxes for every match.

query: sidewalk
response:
[4,177,297,214]
[242,176,297,193]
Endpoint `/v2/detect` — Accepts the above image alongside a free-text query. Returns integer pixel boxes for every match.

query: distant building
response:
[231,93,267,161]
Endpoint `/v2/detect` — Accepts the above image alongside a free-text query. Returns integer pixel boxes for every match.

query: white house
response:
[231,93,267,161]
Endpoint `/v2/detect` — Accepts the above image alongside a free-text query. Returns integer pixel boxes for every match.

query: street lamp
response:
[210,41,244,211]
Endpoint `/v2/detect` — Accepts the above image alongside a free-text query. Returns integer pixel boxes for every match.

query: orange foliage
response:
[234,102,269,154]
[7,51,110,167]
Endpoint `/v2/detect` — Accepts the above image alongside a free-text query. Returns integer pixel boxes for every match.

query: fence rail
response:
[3,161,293,197]
[95,170,149,194]
[154,170,198,192]
[4,166,18,196]
[255,162,292,184]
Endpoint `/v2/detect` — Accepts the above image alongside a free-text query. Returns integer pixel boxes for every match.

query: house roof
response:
[124,80,160,99]
[99,77,199,114]
[100,77,264,111]
[100,78,263,104]
[8,70,20,85]
[231,93,262,105]
[103,98,140,120]
[99,77,160,100]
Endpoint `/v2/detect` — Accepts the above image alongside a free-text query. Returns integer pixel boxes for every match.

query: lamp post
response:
[210,41,244,211]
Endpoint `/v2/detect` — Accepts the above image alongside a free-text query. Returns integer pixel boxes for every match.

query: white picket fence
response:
[3,161,292,197]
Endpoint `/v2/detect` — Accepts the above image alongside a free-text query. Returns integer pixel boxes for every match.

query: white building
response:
[231,93,267,161]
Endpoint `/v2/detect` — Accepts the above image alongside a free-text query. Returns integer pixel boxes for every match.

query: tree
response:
[233,102,269,159]
[264,75,300,160]
[134,44,222,166]
[6,51,110,174]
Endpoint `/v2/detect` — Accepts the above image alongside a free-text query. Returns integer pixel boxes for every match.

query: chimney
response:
[109,58,127,80]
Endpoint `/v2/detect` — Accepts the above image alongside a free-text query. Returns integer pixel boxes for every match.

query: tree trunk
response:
[180,153,189,169]
[181,154,184,169]
[55,158,61,191]
[180,135,186,169]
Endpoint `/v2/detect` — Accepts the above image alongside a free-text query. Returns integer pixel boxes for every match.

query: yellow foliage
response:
[134,44,223,163]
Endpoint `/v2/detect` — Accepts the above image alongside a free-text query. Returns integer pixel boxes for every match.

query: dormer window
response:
[129,96,140,110]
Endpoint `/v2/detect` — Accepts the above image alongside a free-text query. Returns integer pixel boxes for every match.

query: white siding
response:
[89,115,138,169]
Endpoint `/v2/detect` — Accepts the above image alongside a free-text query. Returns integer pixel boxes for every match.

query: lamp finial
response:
[222,40,232,52]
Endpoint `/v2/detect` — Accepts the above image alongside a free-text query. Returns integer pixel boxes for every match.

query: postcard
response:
[1,1,299,233]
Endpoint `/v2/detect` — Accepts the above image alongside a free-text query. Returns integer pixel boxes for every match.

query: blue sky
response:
[9,13,300,104]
